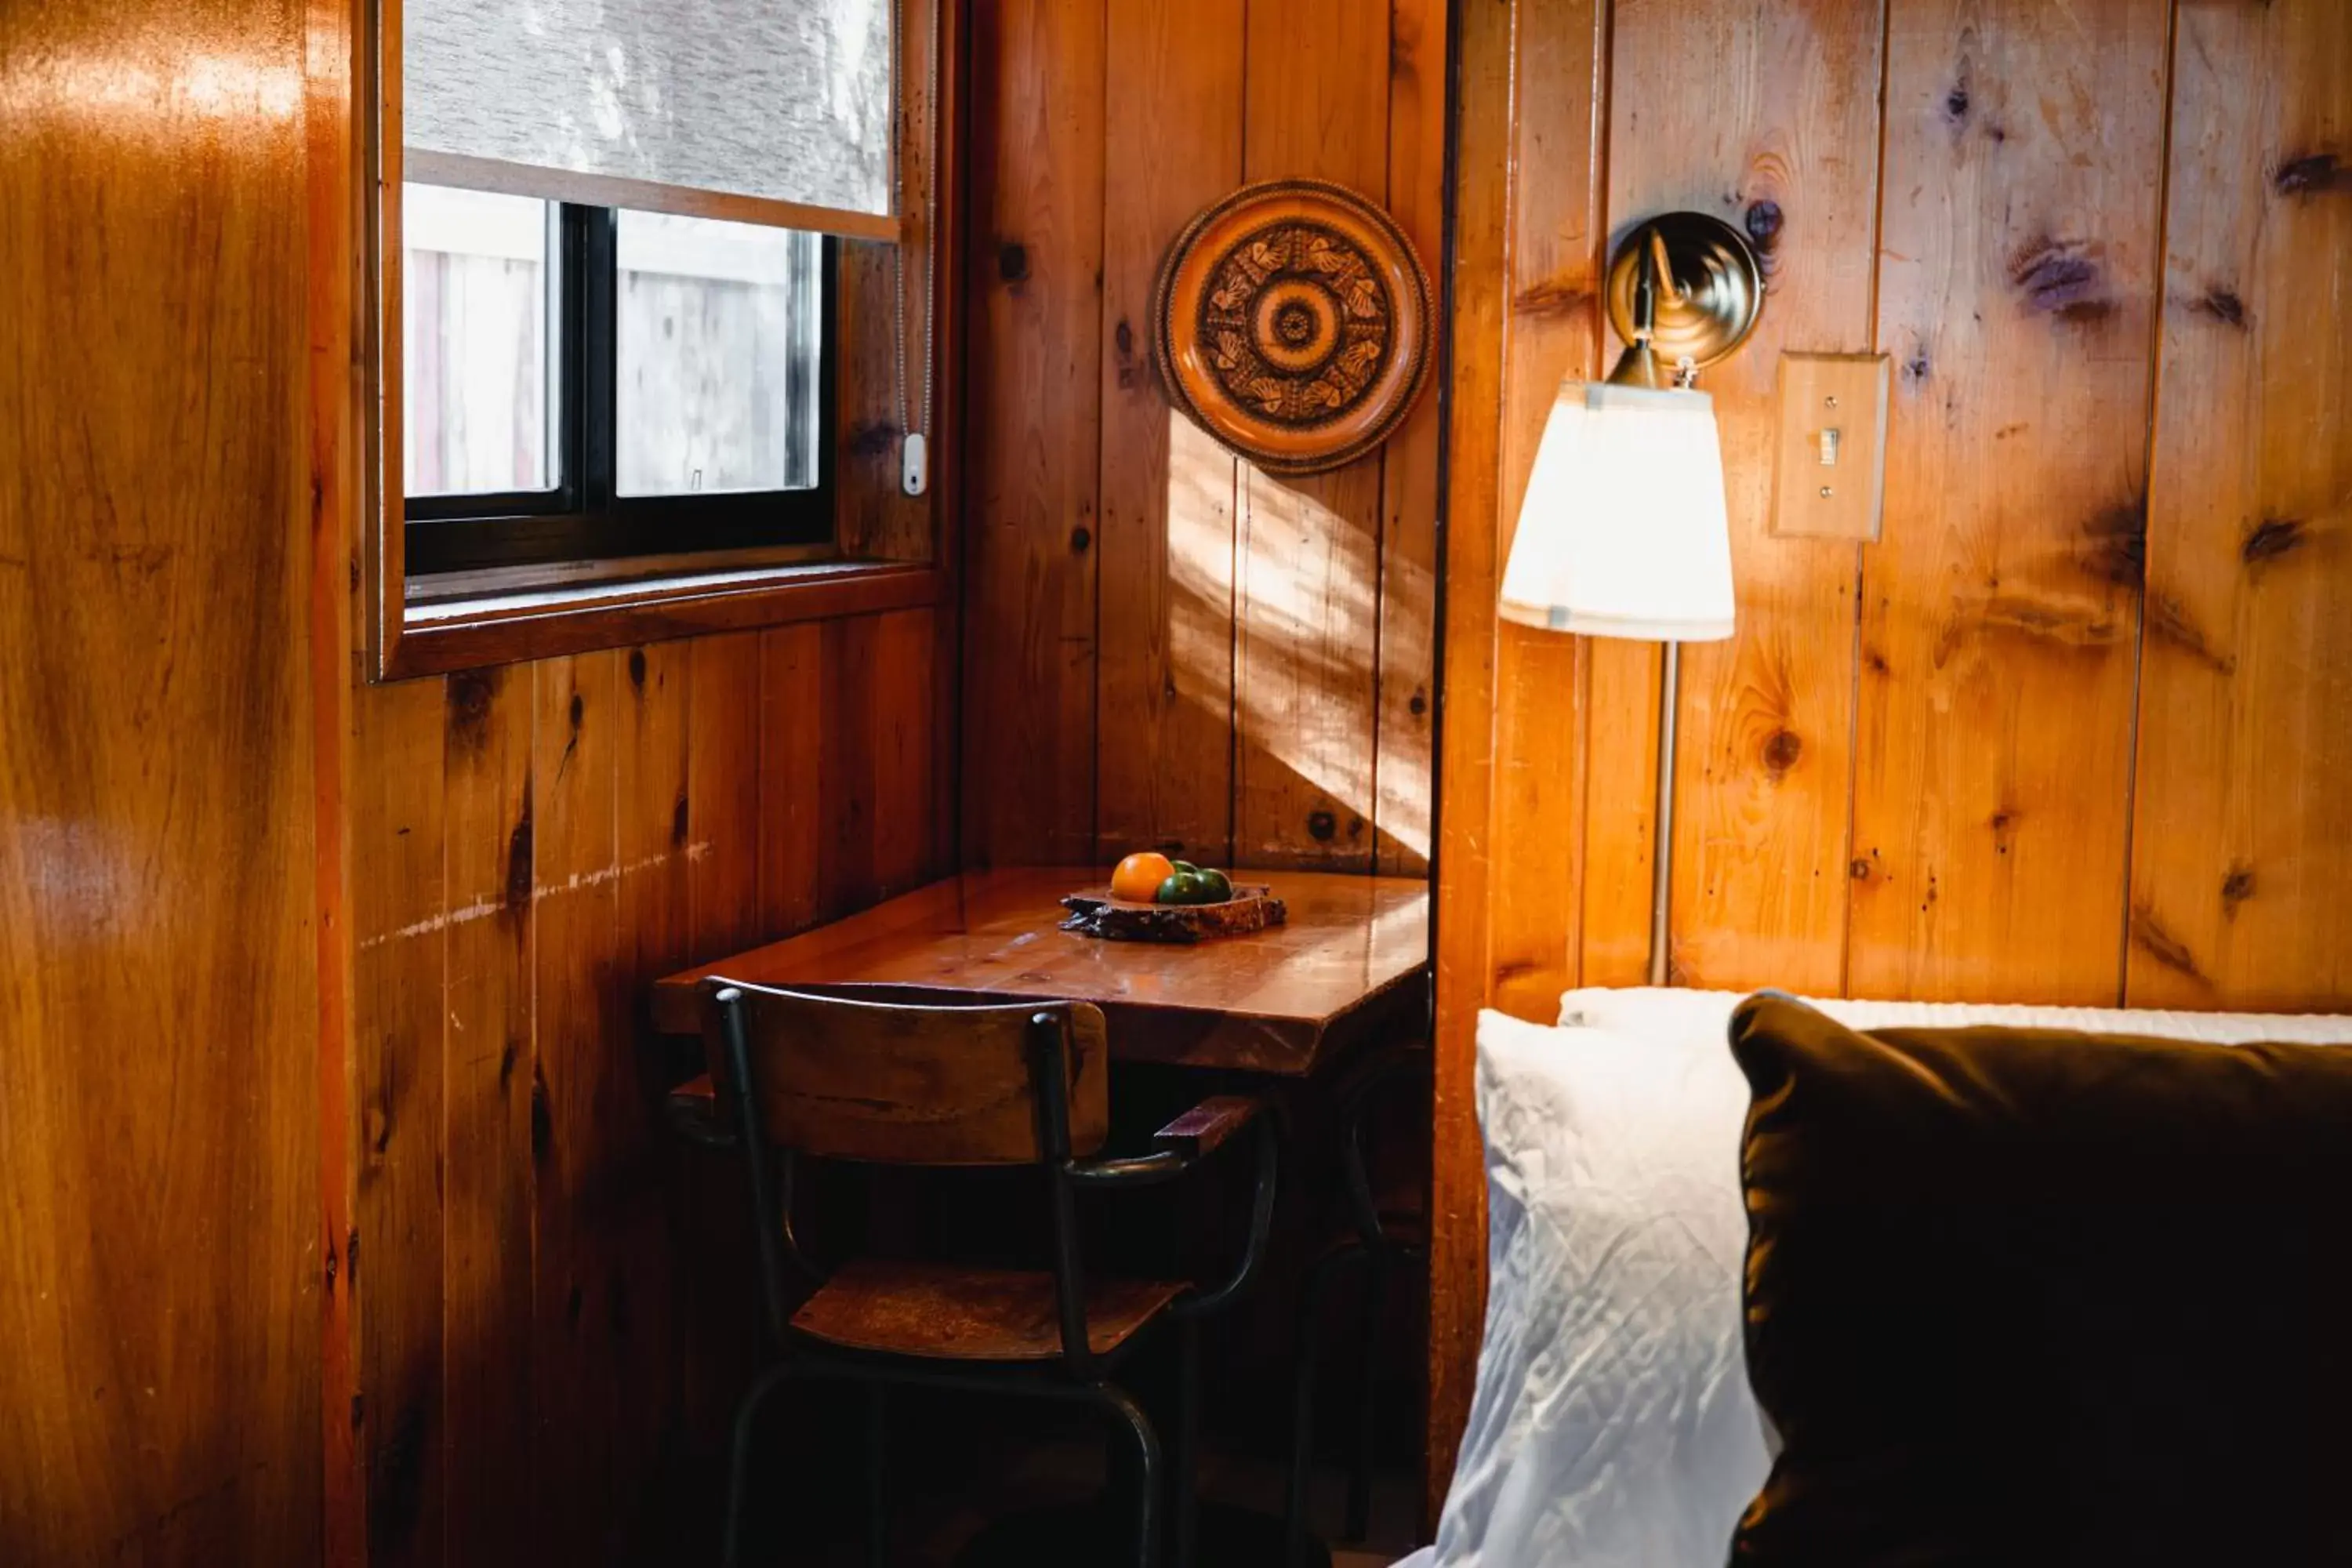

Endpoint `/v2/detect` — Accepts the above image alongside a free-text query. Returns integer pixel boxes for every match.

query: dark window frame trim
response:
[402,201,840,576]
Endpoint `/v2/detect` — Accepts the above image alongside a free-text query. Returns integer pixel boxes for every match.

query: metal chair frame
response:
[1283,1047,1431,1563]
[703,980,1279,1568]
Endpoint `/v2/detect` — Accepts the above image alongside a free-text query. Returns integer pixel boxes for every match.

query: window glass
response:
[405,0,893,218]
[615,211,824,497]
[403,183,556,497]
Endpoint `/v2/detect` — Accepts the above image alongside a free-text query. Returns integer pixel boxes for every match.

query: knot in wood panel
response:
[2078,500,2148,588]
[2242,517,2307,567]
[447,670,495,747]
[2274,152,2347,199]
[2009,238,2115,325]
[2192,287,2248,329]
[2129,904,2209,985]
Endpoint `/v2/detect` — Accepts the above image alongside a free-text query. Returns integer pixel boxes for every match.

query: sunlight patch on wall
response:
[1232,463,1382,857]
[2,49,303,130]
[1163,415,1239,733]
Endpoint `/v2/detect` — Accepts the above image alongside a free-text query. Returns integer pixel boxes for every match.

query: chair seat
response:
[789,1258,1187,1363]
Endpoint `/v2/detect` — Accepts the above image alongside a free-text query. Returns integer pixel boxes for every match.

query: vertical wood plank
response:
[1488,631,1588,1016]
[1374,0,1449,876]
[817,617,881,918]
[1848,0,2170,1003]
[0,0,325,1556]
[1427,0,1519,1522]
[675,633,765,1556]
[306,0,367,1544]
[869,608,941,899]
[1577,644,1664,985]
[610,643,688,1558]
[1602,0,1886,994]
[2129,0,2352,1010]
[352,678,448,1568]
[440,666,535,1568]
[927,0,970,880]
[1095,0,1244,867]
[528,651,622,1565]
[964,0,1106,866]
[1233,0,1392,872]
[686,633,764,956]
[1486,0,1609,1022]
[814,610,940,918]
[619,646,691,987]
[757,624,824,935]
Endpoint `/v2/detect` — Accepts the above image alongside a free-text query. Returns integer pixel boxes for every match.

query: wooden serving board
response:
[1060,884,1287,943]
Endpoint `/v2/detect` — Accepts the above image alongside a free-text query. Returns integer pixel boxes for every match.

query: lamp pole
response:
[1650,642,1679,988]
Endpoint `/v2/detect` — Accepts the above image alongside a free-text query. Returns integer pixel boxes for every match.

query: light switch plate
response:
[1770,353,1889,542]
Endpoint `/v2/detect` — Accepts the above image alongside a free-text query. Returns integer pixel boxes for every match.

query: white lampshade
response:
[1499,381,1736,642]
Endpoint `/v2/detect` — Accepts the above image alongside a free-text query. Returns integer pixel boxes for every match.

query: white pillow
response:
[1424,988,2352,1568]
[1425,1009,1764,1567]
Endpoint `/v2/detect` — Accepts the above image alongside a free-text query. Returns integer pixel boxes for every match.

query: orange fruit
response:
[1110,851,1176,903]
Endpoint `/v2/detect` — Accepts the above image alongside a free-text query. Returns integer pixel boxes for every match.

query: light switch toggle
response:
[1772,353,1889,542]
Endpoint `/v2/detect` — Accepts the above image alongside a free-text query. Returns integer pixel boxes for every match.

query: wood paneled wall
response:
[1436,0,2352,1503]
[2,0,954,1561]
[343,619,945,1566]
[0,0,327,1562]
[960,0,1447,875]
[336,0,960,1557]
[1475,0,2350,1018]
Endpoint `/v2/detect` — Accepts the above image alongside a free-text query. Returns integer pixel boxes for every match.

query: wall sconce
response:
[1499,212,1762,985]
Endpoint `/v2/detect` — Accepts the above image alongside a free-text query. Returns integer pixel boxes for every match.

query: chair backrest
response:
[702,980,1110,1165]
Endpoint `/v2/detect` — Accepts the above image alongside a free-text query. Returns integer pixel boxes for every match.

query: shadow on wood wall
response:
[960,0,1446,877]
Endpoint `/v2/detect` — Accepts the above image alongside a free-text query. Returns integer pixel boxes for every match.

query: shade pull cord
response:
[892,0,939,497]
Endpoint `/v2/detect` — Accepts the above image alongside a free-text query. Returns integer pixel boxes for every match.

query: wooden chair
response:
[685,979,1278,1568]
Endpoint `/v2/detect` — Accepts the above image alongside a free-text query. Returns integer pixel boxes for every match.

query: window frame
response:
[401,201,842,577]
[362,0,955,683]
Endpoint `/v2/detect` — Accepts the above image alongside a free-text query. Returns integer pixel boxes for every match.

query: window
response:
[372,0,941,678]
[403,187,835,573]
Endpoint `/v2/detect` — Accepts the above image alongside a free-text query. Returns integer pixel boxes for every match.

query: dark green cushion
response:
[1729,993,2352,1566]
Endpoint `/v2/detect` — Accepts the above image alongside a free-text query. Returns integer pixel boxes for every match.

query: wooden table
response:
[651,866,1431,1076]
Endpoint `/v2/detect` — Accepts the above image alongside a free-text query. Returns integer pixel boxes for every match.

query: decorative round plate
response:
[1152,180,1433,477]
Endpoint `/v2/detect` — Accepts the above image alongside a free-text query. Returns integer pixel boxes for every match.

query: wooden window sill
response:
[379,554,943,680]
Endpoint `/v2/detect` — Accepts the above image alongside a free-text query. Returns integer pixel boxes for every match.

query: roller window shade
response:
[404,0,895,235]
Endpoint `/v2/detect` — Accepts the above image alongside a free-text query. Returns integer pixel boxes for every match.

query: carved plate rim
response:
[1151,178,1434,477]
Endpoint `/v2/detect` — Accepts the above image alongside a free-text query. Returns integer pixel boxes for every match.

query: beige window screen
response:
[404,0,895,236]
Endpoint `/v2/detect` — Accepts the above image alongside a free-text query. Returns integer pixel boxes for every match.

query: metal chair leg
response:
[1345,1250,1388,1543]
[722,1363,802,1568]
[1172,1316,1201,1568]
[1285,1246,1359,1566]
[1094,1385,1163,1568]
[862,1383,888,1568]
